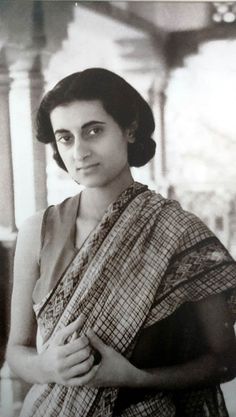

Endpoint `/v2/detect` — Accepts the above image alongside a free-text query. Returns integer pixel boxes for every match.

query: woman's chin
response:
[72,176,106,189]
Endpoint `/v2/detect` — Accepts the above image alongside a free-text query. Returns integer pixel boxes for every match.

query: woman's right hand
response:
[40,314,95,385]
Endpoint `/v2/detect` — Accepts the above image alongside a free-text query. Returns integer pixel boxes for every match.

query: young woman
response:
[7,68,236,417]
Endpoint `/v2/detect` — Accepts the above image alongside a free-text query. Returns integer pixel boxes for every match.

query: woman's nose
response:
[73,138,90,161]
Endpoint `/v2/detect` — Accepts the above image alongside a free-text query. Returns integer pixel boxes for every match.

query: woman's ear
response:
[127,121,138,144]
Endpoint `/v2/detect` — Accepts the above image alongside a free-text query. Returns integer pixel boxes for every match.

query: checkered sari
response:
[20,182,236,417]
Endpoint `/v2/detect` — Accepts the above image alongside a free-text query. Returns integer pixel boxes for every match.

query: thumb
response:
[87,330,107,354]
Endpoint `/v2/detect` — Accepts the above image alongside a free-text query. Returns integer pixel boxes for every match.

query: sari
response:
[20,182,236,417]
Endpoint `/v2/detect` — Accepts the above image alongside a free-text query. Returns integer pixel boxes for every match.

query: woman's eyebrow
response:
[54,129,70,135]
[82,121,106,129]
[54,121,106,135]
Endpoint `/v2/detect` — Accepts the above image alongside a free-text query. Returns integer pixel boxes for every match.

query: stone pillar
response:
[0,50,17,376]
[150,82,169,195]
[9,54,47,226]
[1,49,47,417]
[0,48,16,232]
[30,55,47,212]
[228,199,236,259]
[0,48,18,417]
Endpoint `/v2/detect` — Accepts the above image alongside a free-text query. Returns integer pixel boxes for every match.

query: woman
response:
[6,68,236,417]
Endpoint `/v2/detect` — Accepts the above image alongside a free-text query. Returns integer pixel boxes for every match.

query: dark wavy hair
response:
[36,68,156,170]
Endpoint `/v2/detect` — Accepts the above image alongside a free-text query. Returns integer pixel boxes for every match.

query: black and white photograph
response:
[0,1,236,416]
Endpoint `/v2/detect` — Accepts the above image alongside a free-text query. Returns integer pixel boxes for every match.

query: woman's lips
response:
[77,163,99,171]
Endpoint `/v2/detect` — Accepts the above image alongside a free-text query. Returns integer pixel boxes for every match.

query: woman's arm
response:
[6,212,95,386]
[83,293,236,389]
[6,211,45,383]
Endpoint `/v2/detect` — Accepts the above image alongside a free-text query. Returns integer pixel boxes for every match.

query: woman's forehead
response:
[50,99,111,129]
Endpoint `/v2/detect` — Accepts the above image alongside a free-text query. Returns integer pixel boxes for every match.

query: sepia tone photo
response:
[0,1,236,416]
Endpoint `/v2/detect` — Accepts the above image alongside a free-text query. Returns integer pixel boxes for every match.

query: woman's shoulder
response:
[18,209,46,239]
[150,191,214,242]
[42,194,80,222]
[16,194,78,264]
[13,210,47,271]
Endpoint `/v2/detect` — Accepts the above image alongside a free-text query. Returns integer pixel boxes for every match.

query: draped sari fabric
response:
[20,182,236,417]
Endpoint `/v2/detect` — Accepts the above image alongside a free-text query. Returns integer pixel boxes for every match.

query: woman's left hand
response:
[83,329,143,388]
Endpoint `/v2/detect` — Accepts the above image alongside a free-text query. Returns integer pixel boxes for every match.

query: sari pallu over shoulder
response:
[20,182,236,417]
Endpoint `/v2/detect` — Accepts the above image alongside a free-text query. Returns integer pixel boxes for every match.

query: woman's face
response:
[50,100,132,188]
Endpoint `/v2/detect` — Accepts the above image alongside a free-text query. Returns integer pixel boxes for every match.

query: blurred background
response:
[0,1,236,415]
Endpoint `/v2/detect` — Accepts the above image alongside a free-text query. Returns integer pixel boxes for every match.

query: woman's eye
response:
[87,126,102,137]
[56,135,72,144]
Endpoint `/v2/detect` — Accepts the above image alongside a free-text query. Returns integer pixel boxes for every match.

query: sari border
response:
[155,260,236,305]
[170,236,231,263]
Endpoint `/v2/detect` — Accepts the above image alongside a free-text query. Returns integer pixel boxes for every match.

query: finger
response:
[66,365,100,386]
[87,330,107,354]
[54,317,82,345]
[70,331,78,342]
[64,346,92,368]
[61,335,89,356]
[58,314,86,345]
[65,355,95,379]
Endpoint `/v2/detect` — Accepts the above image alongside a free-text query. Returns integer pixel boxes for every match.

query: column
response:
[9,53,47,227]
[0,49,18,415]
[0,48,16,232]
[150,79,169,195]
[30,54,48,212]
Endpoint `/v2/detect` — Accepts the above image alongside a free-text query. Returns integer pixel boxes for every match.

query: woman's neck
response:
[79,169,134,222]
